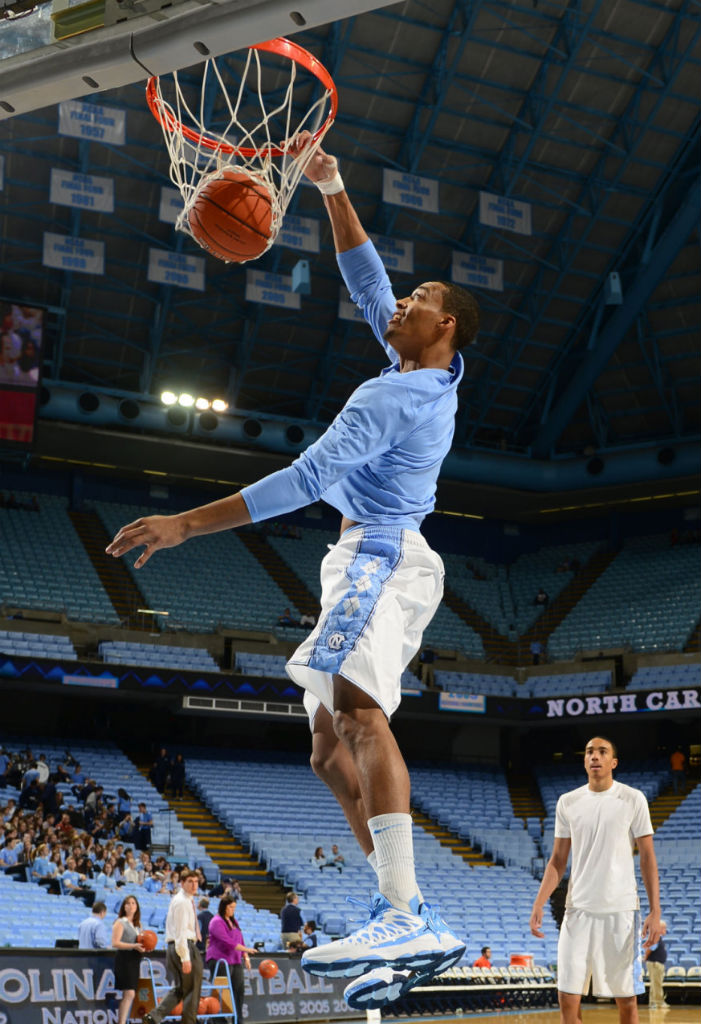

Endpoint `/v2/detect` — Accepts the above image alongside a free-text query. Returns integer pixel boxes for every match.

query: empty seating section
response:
[100,640,220,672]
[94,502,297,633]
[422,603,485,657]
[434,671,516,696]
[0,493,119,624]
[186,753,555,964]
[655,784,700,841]
[629,663,701,691]
[443,541,599,638]
[522,670,611,697]
[235,652,288,677]
[548,534,701,659]
[0,629,77,660]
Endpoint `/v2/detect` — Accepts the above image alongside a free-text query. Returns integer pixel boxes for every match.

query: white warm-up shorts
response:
[286,525,444,725]
[557,908,644,999]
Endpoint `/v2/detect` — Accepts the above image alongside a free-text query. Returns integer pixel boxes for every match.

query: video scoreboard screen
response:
[0,301,44,449]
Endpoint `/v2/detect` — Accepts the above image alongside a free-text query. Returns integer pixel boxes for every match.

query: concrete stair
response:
[412,809,494,867]
[238,530,319,619]
[506,770,547,825]
[69,508,147,627]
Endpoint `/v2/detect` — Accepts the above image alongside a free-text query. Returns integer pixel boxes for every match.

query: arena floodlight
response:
[178,392,194,407]
[211,398,228,412]
[161,390,177,405]
[195,397,210,410]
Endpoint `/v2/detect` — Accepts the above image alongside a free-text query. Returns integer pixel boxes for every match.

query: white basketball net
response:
[150,47,335,261]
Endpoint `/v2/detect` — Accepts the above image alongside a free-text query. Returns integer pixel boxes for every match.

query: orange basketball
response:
[204,996,220,1014]
[188,168,273,263]
[137,929,158,951]
[166,1002,182,1016]
[197,998,208,1015]
[258,958,279,979]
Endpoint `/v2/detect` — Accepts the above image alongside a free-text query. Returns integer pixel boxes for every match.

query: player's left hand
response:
[642,910,662,950]
[105,513,187,568]
[285,130,338,185]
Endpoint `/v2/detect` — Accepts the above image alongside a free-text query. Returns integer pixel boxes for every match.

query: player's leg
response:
[613,996,639,1024]
[310,703,373,855]
[558,992,583,1024]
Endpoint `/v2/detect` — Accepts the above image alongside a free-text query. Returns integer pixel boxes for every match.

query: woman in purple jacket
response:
[206,894,258,1022]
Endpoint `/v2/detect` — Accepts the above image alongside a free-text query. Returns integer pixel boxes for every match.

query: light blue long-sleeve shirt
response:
[241,240,463,532]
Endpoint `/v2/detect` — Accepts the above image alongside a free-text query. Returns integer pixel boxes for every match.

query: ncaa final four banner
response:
[0,951,360,1024]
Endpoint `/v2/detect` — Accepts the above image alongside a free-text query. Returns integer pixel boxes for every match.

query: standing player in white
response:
[107,134,479,1009]
[529,736,662,1024]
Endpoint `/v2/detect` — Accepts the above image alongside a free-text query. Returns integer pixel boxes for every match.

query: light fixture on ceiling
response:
[160,390,177,405]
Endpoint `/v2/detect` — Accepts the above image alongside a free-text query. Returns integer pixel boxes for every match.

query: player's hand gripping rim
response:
[105,513,187,568]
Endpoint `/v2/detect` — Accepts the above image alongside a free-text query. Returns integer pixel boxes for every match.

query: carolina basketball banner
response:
[479,191,532,236]
[276,214,321,253]
[159,186,184,224]
[147,248,205,291]
[42,232,105,275]
[382,169,439,213]
[58,100,126,145]
[370,234,414,274]
[452,251,504,292]
[50,169,115,213]
[338,288,367,323]
[246,270,301,310]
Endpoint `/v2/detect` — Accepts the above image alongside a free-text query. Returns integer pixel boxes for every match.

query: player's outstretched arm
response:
[288,131,367,253]
[105,492,251,568]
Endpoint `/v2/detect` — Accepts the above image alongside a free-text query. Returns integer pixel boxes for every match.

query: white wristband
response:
[316,171,345,196]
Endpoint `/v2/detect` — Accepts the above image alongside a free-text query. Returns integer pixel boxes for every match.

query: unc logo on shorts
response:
[327,632,345,651]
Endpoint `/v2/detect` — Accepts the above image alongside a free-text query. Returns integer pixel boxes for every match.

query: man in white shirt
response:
[529,736,662,1024]
[143,869,203,1024]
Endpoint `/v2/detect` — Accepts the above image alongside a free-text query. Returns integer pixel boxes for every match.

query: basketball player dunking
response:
[107,132,479,1009]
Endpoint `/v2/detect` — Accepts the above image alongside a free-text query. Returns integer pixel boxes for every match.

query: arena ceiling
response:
[0,0,699,491]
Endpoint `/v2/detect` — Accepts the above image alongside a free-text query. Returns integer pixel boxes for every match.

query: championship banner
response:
[58,100,126,145]
[338,288,366,323]
[246,270,301,310]
[42,232,105,275]
[370,233,414,273]
[451,251,504,292]
[382,169,439,213]
[479,191,532,236]
[50,169,115,213]
[276,214,321,253]
[158,187,184,224]
[147,248,205,291]
[438,692,487,714]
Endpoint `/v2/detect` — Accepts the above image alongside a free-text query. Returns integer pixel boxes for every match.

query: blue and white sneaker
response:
[343,904,465,1008]
[301,894,465,980]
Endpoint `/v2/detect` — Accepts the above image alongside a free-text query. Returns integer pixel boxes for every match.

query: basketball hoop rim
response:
[145,36,338,158]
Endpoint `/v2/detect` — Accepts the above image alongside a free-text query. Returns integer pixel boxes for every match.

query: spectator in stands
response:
[171,753,186,799]
[78,901,110,949]
[31,841,58,889]
[197,896,213,954]
[205,894,257,1022]
[97,860,118,890]
[530,639,544,665]
[112,896,145,1024]
[134,802,153,851]
[143,869,204,1024]
[473,946,492,968]
[300,612,317,627]
[534,587,549,608]
[280,892,303,948]
[118,813,135,844]
[669,747,686,795]
[303,921,318,949]
[2,796,17,821]
[529,735,662,1024]
[116,787,131,822]
[277,608,299,627]
[645,919,669,1009]
[311,846,329,870]
[0,746,9,784]
[123,851,142,885]
[152,748,170,793]
[0,836,20,871]
[329,844,345,872]
[61,855,94,905]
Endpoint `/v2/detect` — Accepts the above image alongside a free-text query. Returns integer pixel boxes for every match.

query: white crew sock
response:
[367,813,421,914]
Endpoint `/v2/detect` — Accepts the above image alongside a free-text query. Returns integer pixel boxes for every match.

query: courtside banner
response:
[532,686,700,721]
[147,248,205,291]
[452,252,504,292]
[382,169,439,213]
[439,692,487,714]
[370,234,414,273]
[246,270,301,310]
[0,950,358,1024]
[50,170,115,213]
[479,191,532,236]
[158,187,184,224]
[43,233,105,275]
[58,100,126,145]
[338,288,366,323]
[276,214,321,254]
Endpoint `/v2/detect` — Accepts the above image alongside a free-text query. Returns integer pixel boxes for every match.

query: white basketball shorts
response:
[286,525,444,725]
[557,908,644,999]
